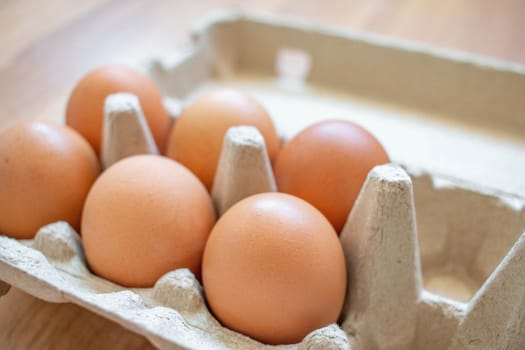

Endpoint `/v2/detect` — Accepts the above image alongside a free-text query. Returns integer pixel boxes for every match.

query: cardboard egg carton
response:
[2,10,525,350]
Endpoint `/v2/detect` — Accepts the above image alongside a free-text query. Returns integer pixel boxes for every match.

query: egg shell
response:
[274,119,389,233]
[165,89,280,190]
[0,121,100,239]
[66,65,172,155]
[81,155,216,287]
[202,192,347,345]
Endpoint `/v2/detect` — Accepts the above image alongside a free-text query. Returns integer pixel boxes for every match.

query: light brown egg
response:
[66,65,171,155]
[274,120,389,233]
[0,121,100,239]
[165,89,280,190]
[82,155,216,287]
[202,193,347,345]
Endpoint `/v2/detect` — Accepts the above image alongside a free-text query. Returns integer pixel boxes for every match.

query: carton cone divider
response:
[299,324,354,350]
[448,232,525,350]
[33,221,84,263]
[153,269,206,314]
[101,93,159,169]
[211,126,277,216]
[340,164,423,350]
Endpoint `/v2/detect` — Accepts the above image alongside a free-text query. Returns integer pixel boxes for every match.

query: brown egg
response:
[165,89,280,190]
[0,121,100,239]
[66,65,171,155]
[82,155,216,287]
[202,193,347,345]
[274,120,389,233]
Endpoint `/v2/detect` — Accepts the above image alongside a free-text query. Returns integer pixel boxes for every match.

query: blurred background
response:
[2,0,525,129]
[1,0,525,348]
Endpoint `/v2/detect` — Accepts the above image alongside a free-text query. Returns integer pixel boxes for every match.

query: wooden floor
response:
[1,0,525,348]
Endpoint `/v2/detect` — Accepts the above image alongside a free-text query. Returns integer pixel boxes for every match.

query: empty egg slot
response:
[423,267,479,303]
[412,172,525,304]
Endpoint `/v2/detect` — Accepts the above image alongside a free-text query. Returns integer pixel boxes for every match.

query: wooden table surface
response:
[1,0,525,348]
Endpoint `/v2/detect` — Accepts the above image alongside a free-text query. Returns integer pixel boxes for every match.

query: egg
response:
[165,89,280,190]
[274,120,389,233]
[0,121,100,239]
[202,193,347,345]
[66,65,171,155]
[82,155,216,287]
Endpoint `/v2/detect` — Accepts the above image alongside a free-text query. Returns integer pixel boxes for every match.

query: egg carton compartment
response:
[1,114,525,349]
[2,10,525,350]
[1,151,524,349]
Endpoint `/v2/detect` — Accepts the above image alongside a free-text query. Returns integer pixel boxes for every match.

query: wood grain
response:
[1,0,525,348]
[0,288,152,349]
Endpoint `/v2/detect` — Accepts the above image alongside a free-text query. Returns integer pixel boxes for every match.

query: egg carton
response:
[2,10,525,350]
